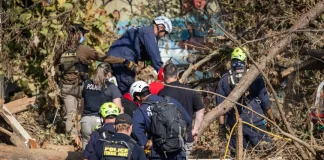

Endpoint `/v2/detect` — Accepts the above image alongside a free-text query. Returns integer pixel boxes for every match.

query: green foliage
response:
[1,0,118,107]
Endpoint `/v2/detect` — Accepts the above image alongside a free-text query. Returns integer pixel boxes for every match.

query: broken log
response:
[5,96,36,114]
[198,1,324,156]
[0,105,34,148]
[307,49,324,58]
[179,51,220,83]
[281,59,317,77]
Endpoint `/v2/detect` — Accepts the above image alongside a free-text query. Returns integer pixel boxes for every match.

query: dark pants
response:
[149,147,186,160]
[111,64,136,95]
[229,123,271,155]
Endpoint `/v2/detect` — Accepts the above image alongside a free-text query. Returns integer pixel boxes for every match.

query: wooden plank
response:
[5,96,35,114]
[0,105,33,148]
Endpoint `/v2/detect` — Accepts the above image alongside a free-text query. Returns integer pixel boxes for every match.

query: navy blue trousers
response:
[111,64,136,95]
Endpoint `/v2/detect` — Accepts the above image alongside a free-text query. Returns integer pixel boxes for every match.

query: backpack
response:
[59,50,88,74]
[100,135,135,160]
[97,127,115,140]
[144,96,187,152]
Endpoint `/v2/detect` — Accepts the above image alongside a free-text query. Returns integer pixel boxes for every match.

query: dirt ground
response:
[0,144,82,160]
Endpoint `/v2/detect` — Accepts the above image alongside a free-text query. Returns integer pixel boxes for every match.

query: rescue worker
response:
[158,63,205,158]
[81,63,124,150]
[83,102,119,160]
[216,47,273,155]
[130,80,191,160]
[106,16,173,95]
[92,114,146,160]
[57,23,135,144]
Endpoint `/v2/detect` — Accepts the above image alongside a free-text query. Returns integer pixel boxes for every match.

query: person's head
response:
[129,81,151,102]
[231,47,248,73]
[192,0,207,10]
[69,24,89,44]
[112,10,120,22]
[99,102,120,124]
[114,114,133,135]
[163,63,178,83]
[153,16,172,39]
[93,63,113,88]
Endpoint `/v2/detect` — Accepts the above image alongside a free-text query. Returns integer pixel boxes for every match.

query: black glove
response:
[124,59,136,70]
[218,124,229,140]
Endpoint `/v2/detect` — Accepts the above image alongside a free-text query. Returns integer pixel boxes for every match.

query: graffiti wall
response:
[95,0,224,78]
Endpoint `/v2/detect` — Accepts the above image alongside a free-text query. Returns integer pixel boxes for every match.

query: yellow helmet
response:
[99,102,119,118]
[231,47,248,61]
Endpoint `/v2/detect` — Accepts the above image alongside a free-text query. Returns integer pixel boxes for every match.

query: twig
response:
[179,50,220,83]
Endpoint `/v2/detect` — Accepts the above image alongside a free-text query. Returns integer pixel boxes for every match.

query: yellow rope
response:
[223,121,292,159]
[223,121,238,159]
[241,121,292,142]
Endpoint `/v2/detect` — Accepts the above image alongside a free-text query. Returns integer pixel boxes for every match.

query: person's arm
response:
[256,77,273,120]
[77,45,125,64]
[192,108,204,141]
[216,77,229,139]
[132,109,148,147]
[113,98,124,113]
[141,32,163,72]
[192,92,205,135]
[110,85,124,113]
[216,77,226,125]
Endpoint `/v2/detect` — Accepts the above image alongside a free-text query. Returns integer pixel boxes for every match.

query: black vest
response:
[83,80,113,115]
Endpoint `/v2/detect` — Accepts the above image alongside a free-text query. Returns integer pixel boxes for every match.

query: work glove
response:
[124,59,136,70]
[218,124,229,141]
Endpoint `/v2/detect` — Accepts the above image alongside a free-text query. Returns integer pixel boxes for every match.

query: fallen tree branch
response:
[215,15,312,159]
[179,51,220,83]
[198,1,324,157]
[281,59,318,77]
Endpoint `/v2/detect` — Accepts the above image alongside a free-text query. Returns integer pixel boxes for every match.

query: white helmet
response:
[153,16,172,34]
[129,81,149,100]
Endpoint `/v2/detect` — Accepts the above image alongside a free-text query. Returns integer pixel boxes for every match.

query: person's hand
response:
[218,124,229,141]
[124,59,136,70]
[192,129,199,142]
[144,140,152,150]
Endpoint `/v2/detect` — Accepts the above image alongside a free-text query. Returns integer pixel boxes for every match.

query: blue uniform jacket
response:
[132,94,191,159]
[107,26,163,72]
[83,123,115,159]
[92,133,146,160]
[216,73,271,126]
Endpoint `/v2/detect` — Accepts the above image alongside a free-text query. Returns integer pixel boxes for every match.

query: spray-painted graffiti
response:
[98,0,224,78]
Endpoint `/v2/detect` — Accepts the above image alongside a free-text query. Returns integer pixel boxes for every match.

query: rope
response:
[223,121,238,159]
[241,121,292,142]
[223,119,292,158]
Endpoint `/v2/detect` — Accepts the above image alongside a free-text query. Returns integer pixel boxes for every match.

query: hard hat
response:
[231,47,248,61]
[153,16,172,33]
[99,102,119,118]
[129,81,149,100]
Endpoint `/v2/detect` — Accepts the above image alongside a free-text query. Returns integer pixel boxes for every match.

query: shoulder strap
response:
[126,139,136,160]
[163,96,171,102]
